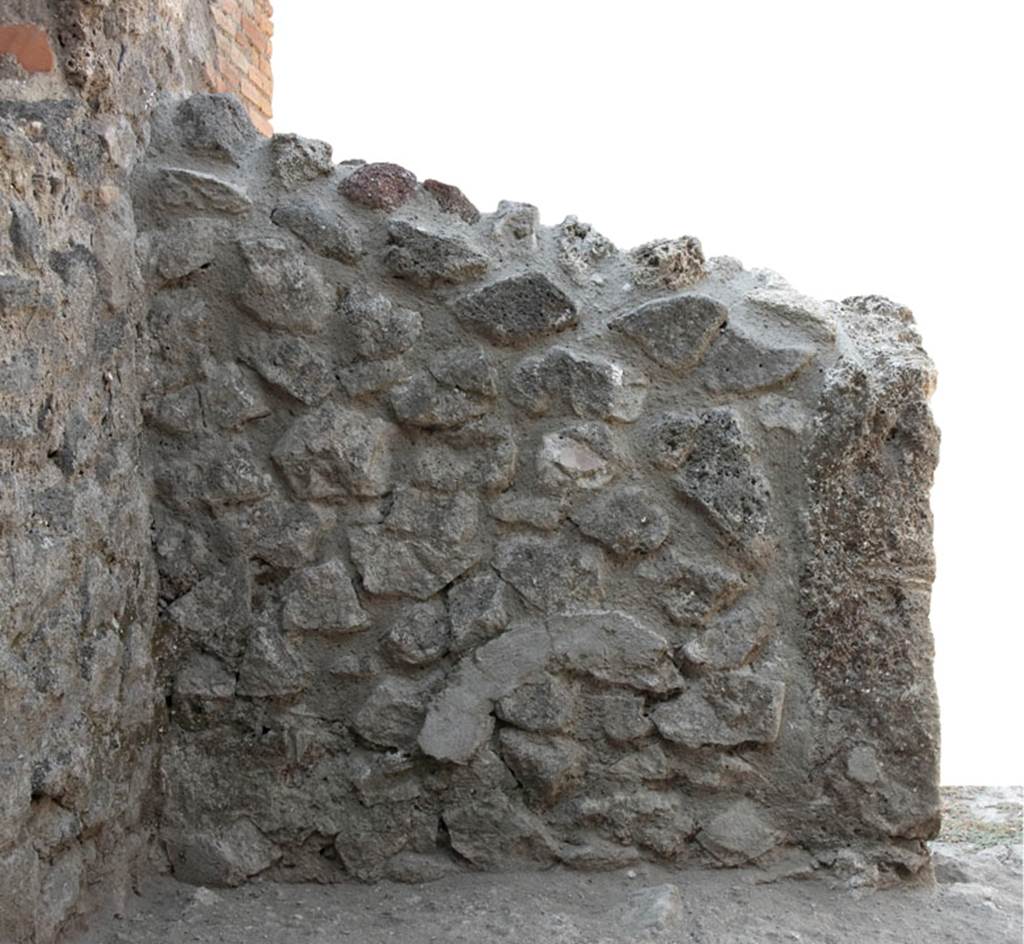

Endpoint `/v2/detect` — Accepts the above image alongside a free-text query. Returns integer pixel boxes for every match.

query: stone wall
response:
[1,4,219,942]
[134,96,942,888]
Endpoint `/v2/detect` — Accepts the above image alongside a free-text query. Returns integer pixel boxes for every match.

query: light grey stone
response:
[612,293,726,372]
[150,167,251,214]
[237,621,305,697]
[700,321,815,395]
[382,219,489,286]
[281,559,369,634]
[629,236,705,289]
[344,282,421,360]
[447,571,509,653]
[494,537,605,611]
[537,422,622,491]
[240,334,335,405]
[498,729,585,805]
[236,237,333,335]
[271,133,334,188]
[570,486,670,556]
[272,199,362,263]
[496,675,575,734]
[201,362,270,429]
[272,405,394,500]
[384,603,450,666]
[353,678,428,750]
[697,800,783,865]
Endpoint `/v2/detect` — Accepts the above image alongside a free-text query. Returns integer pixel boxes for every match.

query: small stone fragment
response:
[272,405,393,501]
[144,385,202,436]
[682,599,775,670]
[537,422,621,491]
[201,444,273,508]
[557,216,615,284]
[353,678,427,750]
[153,218,221,281]
[510,347,648,422]
[219,498,329,570]
[237,621,305,697]
[652,673,786,748]
[618,884,685,933]
[629,236,705,289]
[636,550,747,627]
[672,409,771,543]
[746,285,836,342]
[447,571,510,653]
[442,793,555,867]
[174,653,236,700]
[423,178,480,222]
[389,348,497,429]
[240,334,335,405]
[236,237,333,335]
[174,94,258,164]
[494,538,605,611]
[589,692,654,744]
[339,162,417,211]
[350,489,482,599]
[384,603,450,666]
[150,167,251,215]
[498,730,585,805]
[337,358,410,398]
[166,819,279,887]
[343,283,421,360]
[699,322,815,395]
[412,416,517,495]
[281,559,369,634]
[489,494,565,531]
[382,220,489,286]
[698,800,783,865]
[496,675,575,734]
[454,273,578,346]
[491,200,540,247]
[201,363,270,430]
[271,133,333,187]
[612,293,727,372]
[571,487,670,556]
[271,199,362,263]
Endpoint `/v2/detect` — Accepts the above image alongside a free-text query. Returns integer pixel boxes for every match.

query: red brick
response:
[247,63,272,96]
[0,23,55,72]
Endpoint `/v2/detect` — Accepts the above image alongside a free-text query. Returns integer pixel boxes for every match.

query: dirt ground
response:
[71,787,1022,944]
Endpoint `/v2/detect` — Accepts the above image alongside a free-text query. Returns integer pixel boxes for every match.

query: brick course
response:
[206,0,273,135]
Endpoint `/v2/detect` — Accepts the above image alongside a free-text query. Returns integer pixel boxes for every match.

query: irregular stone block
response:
[700,321,815,395]
[537,422,621,491]
[636,550,747,627]
[454,273,578,346]
[389,349,497,429]
[272,199,362,263]
[166,819,280,887]
[339,161,417,210]
[442,793,555,868]
[491,200,540,247]
[343,283,421,360]
[201,363,270,430]
[174,653,236,701]
[629,236,705,289]
[612,293,727,372]
[489,494,565,531]
[353,678,428,750]
[681,599,776,670]
[423,178,480,222]
[411,416,517,494]
[281,559,369,634]
[570,486,670,556]
[272,405,394,500]
[510,346,648,422]
[588,692,654,744]
[494,537,605,611]
[201,444,273,508]
[350,489,482,599]
[557,216,615,284]
[447,571,510,653]
[652,673,786,748]
[697,800,783,865]
[496,675,575,734]
[382,219,489,286]
[384,602,450,666]
[240,334,335,405]
[271,133,333,188]
[219,498,329,570]
[671,409,771,544]
[173,94,259,164]
[237,621,306,697]
[498,730,585,805]
[236,237,334,334]
[150,167,251,214]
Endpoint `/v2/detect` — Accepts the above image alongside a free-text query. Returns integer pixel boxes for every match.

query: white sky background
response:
[273,0,1023,784]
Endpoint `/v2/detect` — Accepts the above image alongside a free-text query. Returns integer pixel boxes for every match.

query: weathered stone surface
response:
[455,273,578,346]
[510,346,648,421]
[150,167,251,214]
[570,486,670,556]
[339,162,417,210]
[495,538,605,611]
[272,405,394,500]
[272,199,362,262]
[671,409,771,543]
[271,133,334,188]
[173,94,259,165]
[423,178,480,222]
[613,293,727,372]
[498,730,585,804]
[240,334,335,405]
[281,559,369,634]
[652,673,786,748]
[236,237,333,334]
[629,236,705,289]
[537,422,622,491]
[1,59,942,931]
[382,220,489,286]
[700,321,815,395]
[384,603,450,666]
[343,282,421,360]
[697,800,783,865]
[350,489,483,599]
[447,571,510,653]
[389,348,496,428]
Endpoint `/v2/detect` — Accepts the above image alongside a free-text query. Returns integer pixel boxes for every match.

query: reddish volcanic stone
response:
[339,162,417,211]
[423,179,480,223]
